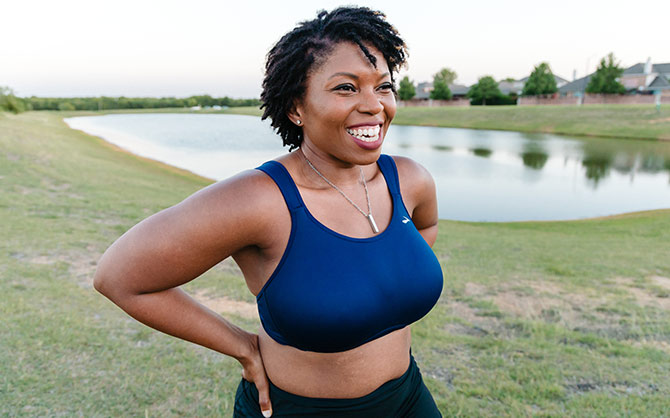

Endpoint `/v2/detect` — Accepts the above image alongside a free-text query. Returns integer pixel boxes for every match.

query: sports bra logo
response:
[402,216,411,224]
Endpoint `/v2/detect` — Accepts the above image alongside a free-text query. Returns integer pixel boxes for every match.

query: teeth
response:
[346,126,381,142]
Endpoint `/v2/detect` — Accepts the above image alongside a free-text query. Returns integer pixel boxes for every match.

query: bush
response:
[58,102,76,111]
[0,87,28,113]
[470,94,517,106]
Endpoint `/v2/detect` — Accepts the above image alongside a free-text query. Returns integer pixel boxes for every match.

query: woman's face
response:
[293,42,396,166]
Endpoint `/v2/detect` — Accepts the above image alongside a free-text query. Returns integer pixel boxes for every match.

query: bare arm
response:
[94,169,277,415]
[392,156,439,247]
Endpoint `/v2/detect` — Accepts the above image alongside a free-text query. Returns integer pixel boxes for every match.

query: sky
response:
[2,0,669,98]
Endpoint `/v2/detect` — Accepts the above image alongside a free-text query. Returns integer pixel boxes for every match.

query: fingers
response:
[255,374,273,417]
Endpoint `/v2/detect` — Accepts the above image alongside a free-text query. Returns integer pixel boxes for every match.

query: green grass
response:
[2,111,670,416]
[393,105,670,141]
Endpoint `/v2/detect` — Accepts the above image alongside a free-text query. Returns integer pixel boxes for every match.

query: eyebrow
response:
[328,71,391,80]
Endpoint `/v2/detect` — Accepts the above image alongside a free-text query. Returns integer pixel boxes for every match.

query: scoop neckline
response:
[275,158,397,243]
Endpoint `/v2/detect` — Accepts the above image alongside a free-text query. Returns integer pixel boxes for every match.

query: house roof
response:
[558,75,591,93]
[623,63,646,75]
[653,63,670,74]
[413,82,470,99]
[648,75,670,90]
[449,83,469,95]
[519,74,569,84]
[498,81,521,95]
[623,62,670,75]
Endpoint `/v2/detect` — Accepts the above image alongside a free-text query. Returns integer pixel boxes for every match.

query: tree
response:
[430,78,452,100]
[586,53,626,94]
[0,86,27,113]
[397,76,416,100]
[522,62,558,96]
[467,76,502,105]
[433,67,457,85]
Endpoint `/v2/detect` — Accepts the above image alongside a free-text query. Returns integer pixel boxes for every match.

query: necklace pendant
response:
[367,214,380,234]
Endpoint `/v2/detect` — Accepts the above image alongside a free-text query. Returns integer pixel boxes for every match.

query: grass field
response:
[1,111,669,416]
[392,105,670,141]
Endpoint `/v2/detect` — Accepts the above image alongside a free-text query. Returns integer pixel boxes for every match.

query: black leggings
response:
[233,354,441,417]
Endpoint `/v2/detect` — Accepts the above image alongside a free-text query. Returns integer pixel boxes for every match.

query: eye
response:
[334,84,356,92]
[377,82,394,92]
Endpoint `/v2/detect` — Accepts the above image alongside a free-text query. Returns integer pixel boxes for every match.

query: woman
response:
[94,7,443,417]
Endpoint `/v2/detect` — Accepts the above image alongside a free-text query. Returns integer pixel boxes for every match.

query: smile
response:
[346,125,381,142]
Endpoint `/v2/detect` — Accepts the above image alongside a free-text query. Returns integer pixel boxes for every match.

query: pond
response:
[64,113,670,222]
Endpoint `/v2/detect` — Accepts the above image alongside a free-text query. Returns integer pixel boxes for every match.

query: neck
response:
[298,144,367,187]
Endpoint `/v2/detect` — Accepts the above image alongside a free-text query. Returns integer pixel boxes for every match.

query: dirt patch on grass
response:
[651,276,670,290]
[192,289,258,320]
[492,290,565,318]
[464,282,488,297]
[627,339,670,353]
[627,286,670,309]
[648,117,670,124]
[613,276,670,310]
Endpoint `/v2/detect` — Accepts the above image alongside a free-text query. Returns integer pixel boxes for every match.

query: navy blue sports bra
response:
[255,154,443,353]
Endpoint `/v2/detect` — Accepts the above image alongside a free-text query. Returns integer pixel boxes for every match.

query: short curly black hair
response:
[260,6,408,150]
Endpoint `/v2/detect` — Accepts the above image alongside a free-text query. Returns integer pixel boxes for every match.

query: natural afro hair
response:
[260,6,408,150]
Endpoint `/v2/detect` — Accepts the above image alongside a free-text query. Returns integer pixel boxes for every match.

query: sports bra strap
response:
[376,154,401,196]
[256,161,303,211]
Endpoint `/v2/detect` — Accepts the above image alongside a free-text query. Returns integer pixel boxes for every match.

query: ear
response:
[287,100,303,126]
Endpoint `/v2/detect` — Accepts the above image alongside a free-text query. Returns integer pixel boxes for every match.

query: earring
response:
[296,120,302,126]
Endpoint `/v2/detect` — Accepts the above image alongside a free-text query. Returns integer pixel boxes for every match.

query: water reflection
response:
[471,147,492,158]
[384,124,670,220]
[582,154,612,185]
[520,141,549,170]
[431,144,452,152]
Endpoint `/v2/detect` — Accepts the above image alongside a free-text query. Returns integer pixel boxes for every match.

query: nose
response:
[357,87,385,115]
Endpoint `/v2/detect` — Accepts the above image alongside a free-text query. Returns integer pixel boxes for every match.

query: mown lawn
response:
[1,111,669,416]
[392,104,670,141]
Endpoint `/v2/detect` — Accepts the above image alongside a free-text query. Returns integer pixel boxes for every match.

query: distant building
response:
[559,58,670,96]
[414,82,470,99]
[499,75,569,96]
[558,75,592,97]
[621,58,670,94]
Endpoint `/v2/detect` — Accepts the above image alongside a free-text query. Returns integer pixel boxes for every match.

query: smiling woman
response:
[93,6,443,417]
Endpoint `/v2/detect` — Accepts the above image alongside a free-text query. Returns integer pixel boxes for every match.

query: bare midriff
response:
[258,325,412,399]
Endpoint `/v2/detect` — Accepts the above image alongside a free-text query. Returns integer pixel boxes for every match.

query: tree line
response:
[0,91,261,114]
[397,52,627,105]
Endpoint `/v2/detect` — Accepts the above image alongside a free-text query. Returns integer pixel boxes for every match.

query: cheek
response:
[383,95,397,120]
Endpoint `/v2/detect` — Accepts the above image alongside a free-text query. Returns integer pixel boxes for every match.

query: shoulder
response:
[185,166,282,212]
[173,166,287,248]
[385,155,436,207]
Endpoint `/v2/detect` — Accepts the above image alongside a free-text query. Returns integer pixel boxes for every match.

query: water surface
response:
[65,114,670,221]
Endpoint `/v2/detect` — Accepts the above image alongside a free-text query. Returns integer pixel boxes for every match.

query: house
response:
[499,75,569,96]
[559,59,670,96]
[558,75,591,97]
[621,59,670,94]
[413,82,470,99]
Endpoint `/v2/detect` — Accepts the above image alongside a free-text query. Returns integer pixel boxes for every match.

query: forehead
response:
[311,42,390,79]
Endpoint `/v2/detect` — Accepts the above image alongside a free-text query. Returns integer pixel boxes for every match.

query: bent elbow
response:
[93,268,110,296]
